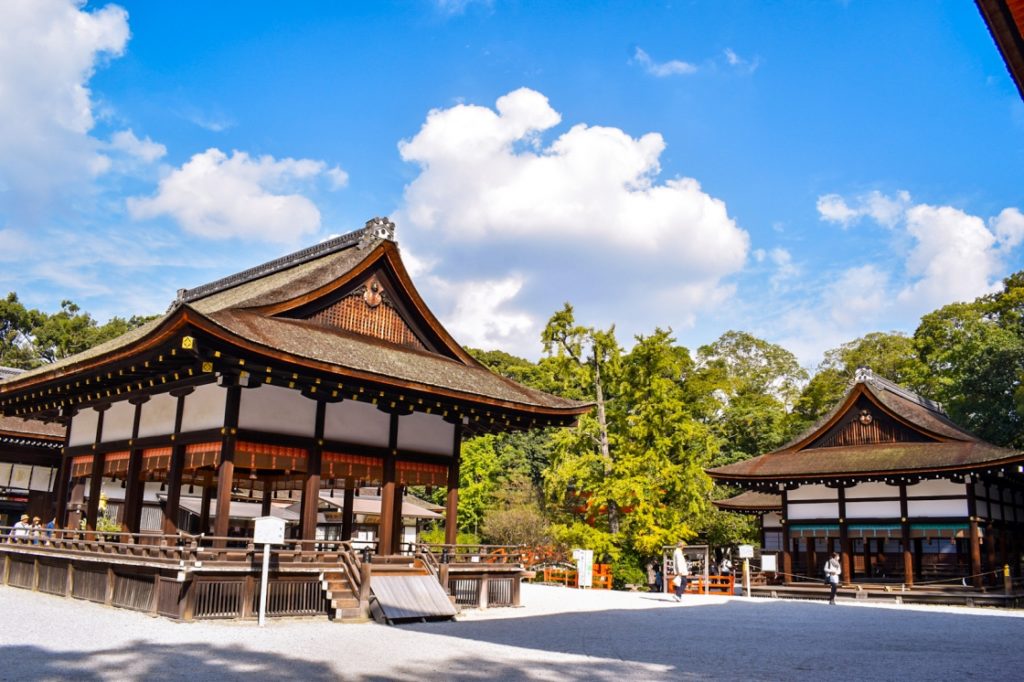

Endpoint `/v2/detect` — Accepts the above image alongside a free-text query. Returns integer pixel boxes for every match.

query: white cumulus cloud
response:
[0,0,130,211]
[817,190,911,228]
[631,47,697,77]
[109,129,166,163]
[398,88,747,273]
[395,87,749,357]
[128,148,343,244]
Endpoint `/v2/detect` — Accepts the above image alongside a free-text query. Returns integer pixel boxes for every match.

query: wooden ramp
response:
[371,574,458,624]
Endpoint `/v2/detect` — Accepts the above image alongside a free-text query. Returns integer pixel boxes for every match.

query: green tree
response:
[0,293,44,368]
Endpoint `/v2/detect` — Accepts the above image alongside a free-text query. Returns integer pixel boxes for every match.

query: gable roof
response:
[707,369,1023,483]
[0,219,590,422]
[977,0,1024,101]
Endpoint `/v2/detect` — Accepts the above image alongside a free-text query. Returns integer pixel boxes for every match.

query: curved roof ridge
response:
[178,218,394,305]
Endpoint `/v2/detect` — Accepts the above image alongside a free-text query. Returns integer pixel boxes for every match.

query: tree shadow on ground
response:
[0,642,338,682]
[387,599,1024,681]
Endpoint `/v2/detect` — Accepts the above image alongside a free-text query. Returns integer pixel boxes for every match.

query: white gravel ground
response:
[2,583,1024,681]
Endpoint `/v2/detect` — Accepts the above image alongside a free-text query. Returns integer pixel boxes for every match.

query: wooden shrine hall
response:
[709,369,1024,589]
[0,218,588,622]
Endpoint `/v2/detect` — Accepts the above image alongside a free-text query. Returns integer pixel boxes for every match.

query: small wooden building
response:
[708,369,1024,587]
[0,406,64,524]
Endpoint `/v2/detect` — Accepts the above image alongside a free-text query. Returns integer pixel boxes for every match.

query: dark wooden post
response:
[838,484,850,582]
[213,385,241,543]
[341,485,355,541]
[376,413,400,555]
[85,408,107,534]
[162,391,189,536]
[986,521,998,585]
[781,490,792,585]
[391,484,405,554]
[68,480,86,530]
[123,399,147,534]
[199,485,213,534]
[261,485,273,517]
[967,478,983,588]
[899,483,914,586]
[445,422,463,546]
[301,400,325,543]
[806,537,817,580]
[53,408,76,528]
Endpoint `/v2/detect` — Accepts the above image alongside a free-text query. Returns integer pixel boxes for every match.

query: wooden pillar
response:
[301,400,325,543]
[162,390,189,536]
[123,399,146,534]
[68,480,85,530]
[53,408,75,528]
[199,485,213,534]
[261,485,272,517]
[445,421,463,546]
[391,484,405,554]
[967,478,983,588]
[838,485,850,583]
[986,521,998,584]
[899,483,914,586]
[341,485,355,541]
[781,490,792,584]
[213,385,241,542]
[85,408,107,533]
[377,412,400,555]
[806,537,817,579]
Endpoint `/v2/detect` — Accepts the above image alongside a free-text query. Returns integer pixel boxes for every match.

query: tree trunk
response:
[593,357,619,534]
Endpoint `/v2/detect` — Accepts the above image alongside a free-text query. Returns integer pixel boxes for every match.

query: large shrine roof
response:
[0,219,590,420]
[707,369,1024,483]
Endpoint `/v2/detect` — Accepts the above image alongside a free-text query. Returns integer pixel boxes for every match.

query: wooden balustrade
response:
[419,543,526,566]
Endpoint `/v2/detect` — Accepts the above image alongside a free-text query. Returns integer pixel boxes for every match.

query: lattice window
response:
[303,280,426,351]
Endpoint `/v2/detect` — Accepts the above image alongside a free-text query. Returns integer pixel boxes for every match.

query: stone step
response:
[334,606,369,623]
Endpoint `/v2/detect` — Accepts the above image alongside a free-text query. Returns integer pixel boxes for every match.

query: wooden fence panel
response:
[37,562,68,596]
[156,578,186,619]
[487,577,516,606]
[112,573,155,612]
[251,578,325,617]
[448,577,480,606]
[193,580,245,619]
[72,568,107,603]
[6,559,34,589]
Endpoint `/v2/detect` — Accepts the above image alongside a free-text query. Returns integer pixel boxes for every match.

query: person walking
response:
[824,552,841,605]
[672,541,689,601]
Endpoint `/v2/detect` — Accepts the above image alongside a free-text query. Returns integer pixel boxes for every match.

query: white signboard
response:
[761,554,777,572]
[572,548,594,588]
[254,516,286,545]
[738,544,754,558]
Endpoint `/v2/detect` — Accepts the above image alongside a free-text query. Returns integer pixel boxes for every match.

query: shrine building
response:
[708,369,1024,588]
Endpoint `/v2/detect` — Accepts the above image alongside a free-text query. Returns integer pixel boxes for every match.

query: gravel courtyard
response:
[2,583,1023,681]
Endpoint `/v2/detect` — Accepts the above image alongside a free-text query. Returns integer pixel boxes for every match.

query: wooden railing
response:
[536,563,613,589]
[419,543,525,566]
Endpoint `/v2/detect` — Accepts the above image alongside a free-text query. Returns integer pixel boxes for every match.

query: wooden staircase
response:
[321,568,368,622]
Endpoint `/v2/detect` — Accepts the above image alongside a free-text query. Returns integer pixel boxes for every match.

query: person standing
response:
[672,541,689,601]
[824,552,841,605]
[9,514,30,543]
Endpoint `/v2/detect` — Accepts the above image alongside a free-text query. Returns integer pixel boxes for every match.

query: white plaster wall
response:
[905,479,964,497]
[787,484,836,501]
[786,502,839,519]
[763,511,782,528]
[68,408,100,447]
[397,411,454,456]
[9,464,32,490]
[324,400,390,447]
[101,400,135,442]
[845,482,900,499]
[908,498,969,517]
[0,462,9,486]
[845,500,901,518]
[238,384,316,436]
[138,391,179,439]
[181,382,227,433]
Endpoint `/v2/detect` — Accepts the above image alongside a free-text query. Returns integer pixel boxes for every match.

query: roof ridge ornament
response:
[855,366,946,416]
[358,216,395,249]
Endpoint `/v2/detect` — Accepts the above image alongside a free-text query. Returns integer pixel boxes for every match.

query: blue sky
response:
[1,0,1021,366]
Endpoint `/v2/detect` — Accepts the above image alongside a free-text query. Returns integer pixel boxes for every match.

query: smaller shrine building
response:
[708,370,1024,587]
